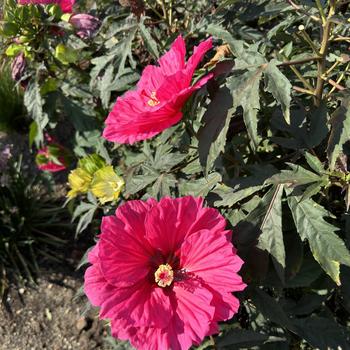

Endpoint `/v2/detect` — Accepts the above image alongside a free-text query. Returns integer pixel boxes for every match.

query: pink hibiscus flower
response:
[17,0,74,13]
[84,196,246,350]
[103,36,213,144]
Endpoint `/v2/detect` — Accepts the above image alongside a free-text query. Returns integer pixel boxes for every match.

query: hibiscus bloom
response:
[103,36,213,144]
[17,0,74,13]
[84,196,245,350]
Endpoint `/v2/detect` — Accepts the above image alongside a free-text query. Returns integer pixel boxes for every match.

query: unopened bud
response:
[11,52,26,82]
[69,13,100,39]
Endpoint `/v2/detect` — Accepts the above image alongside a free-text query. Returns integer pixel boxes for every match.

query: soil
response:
[0,226,116,350]
[0,271,112,350]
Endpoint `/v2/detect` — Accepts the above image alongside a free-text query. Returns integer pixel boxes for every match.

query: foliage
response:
[0,64,26,132]
[2,0,350,348]
[0,159,71,298]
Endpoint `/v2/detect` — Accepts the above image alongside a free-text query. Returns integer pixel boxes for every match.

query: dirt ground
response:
[0,264,114,350]
[0,276,107,350]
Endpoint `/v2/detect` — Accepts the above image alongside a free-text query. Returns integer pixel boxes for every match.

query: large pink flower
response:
[84,196,245,350]
[17,0,74,13]
[103,36,213,144]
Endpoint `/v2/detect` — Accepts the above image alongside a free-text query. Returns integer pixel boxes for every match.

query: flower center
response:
[154,263,174,287]
[147,91,160,107]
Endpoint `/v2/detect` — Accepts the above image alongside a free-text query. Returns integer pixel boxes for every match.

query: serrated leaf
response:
[264,61,292,124]
[304,152,325,174]
[267,163,322,186]
[287,193,350,285]
[139,17,159,59]
[24,80,48,143]
[125,173,159,195]
[227,68,264,148]
[258,185,285,282]
[292,316,350,349]
[205,23,244,57]
[198,86,234,173]
[179,172,222,197]
[327,96,350,171]
[250,288,295,330]
[212,165,277,207]
[217,329,269,348]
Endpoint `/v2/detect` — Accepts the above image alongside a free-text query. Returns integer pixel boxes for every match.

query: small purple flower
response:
[69,14,100,39]
[11,52,26,82]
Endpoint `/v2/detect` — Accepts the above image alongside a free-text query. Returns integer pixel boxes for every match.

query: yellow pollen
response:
[154,264,174,287]
[147,91,160,107]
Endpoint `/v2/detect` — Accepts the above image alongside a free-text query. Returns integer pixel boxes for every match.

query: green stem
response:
[316,0,327,24]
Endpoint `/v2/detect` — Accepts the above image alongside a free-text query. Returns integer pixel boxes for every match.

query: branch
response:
[287,0,321,22]
[277,56,320,67]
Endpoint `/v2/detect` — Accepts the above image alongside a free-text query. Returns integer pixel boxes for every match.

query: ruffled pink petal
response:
[87,241,100,264]
[99,215,152,287]
[103,106,183,144]
[145,197,205,255]
[180,229,246,292]
[171,282,215,347]
[100,281,173,328]
[167,73,214,111]
[158,35,186,76]
[84,263,116,307]
[185,37,213,77]
[137,65,166,93]
[123,325,169,350]
[211,290,241,323]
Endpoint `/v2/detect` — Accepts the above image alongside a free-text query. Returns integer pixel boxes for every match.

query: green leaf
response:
[179,172,222,197]
[139,17,159,59]
[304,152,325,174]
[250,288,295,330]
[28,121,38,148]
[125,173,159,195]
[24,80,48,144]
[264,61,292,124]
[149,173,176,198]
[292,316,350,349]
[327,96,350,171]
[205,23,244,57]
[267,163,323,186]
[257,185,286,282]
[287,193,350,285]
[198,86,234,173]
[212,165,276,207]
[227,67,264,148]
[217,329,269,348]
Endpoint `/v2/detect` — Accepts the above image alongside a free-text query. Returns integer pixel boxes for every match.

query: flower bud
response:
[11,52,26,82]
[35,138,71,172]
[69,13,100,39]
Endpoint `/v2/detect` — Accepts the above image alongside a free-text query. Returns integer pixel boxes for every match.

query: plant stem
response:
[277,56,320,67]
[314,19,333,106]
[316,0,327,24]
[289,65,315,91]
[287,0,321,22]
[293,85,315,95]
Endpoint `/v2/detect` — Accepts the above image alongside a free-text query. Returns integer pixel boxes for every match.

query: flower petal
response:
[158,35,186,76]
[185,37,213,76]
[180,229,246,292]
[99,215,152,287]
